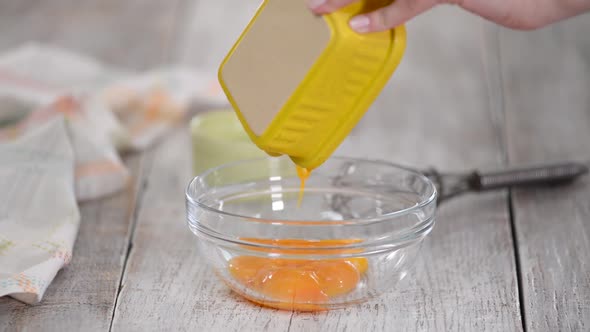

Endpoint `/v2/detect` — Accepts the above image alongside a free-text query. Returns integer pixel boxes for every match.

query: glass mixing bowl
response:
[186,157,437,311]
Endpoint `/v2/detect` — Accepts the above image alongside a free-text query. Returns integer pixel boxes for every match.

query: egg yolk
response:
[227,239,368,311]
[226,167,366,311]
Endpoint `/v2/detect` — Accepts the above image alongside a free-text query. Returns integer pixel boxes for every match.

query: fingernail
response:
[349,15,371,33]
[307,0,327,10]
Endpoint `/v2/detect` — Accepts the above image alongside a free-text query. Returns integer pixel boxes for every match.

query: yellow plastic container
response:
[219,0,406,170]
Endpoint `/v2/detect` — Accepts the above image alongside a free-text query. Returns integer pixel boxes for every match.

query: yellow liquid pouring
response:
[295,165,311,207]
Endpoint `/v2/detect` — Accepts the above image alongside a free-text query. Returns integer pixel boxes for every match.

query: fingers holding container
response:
[306,0,437,33]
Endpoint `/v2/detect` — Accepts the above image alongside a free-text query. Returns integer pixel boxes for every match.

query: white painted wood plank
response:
[500,14,590,332]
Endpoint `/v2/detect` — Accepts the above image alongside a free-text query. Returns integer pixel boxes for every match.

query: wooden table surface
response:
[0,1,589,331]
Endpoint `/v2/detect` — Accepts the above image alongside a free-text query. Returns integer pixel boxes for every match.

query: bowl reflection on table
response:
[186,156,437,311]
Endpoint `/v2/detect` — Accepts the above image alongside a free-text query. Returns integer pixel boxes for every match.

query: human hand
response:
[306,0,590,32]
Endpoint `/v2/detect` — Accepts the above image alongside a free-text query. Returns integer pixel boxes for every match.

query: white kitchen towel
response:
[0,95,130,202]
[0,43,228,152]
[100,66,228,151]
[0,43,228,201]
[0,43,228,304]
[0,117,80,304]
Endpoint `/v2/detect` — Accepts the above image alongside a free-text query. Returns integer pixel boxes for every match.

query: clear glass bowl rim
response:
[186,156,437,225]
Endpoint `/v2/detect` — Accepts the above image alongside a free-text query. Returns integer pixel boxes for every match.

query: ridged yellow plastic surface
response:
[219,0,406,170]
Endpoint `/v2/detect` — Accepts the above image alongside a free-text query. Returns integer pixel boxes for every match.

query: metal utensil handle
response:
[470,162,589,191]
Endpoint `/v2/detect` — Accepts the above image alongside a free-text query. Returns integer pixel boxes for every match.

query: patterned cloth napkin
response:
[0,43,227,304]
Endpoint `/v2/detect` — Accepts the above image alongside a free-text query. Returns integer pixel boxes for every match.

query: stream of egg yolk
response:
[228,239,368,311]
[295,166,311,207]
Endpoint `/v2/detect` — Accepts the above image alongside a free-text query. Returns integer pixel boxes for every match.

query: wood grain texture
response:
[2,0,588,330]
[500,14,590,332]
[0,155,143,332]
[111,5,522,332]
